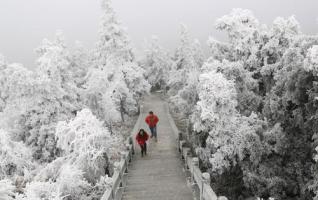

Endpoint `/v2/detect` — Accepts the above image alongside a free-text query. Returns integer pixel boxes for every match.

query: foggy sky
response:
[0,0,317,68]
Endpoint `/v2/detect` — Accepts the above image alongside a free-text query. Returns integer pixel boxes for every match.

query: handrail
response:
[101,105,144,200]
[165,102,228,200]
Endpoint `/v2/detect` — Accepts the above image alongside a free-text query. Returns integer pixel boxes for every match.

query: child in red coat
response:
[136,129,149,157]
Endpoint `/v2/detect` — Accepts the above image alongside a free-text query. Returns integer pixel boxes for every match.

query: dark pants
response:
[140,143,147,156]
[149,126,157,138]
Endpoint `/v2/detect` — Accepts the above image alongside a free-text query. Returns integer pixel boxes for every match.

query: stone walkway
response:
[122,94,193,200]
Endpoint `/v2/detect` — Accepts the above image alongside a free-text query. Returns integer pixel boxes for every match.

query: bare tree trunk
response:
[108,120,113,135]
[120,99,125,122]
[136,99,140,115]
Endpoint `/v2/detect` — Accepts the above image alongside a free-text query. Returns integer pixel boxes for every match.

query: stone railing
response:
[165,103,228,200]
[101,105,144,200]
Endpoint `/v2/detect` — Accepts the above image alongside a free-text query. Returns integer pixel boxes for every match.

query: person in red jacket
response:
[136,129,149,157]
[145,111,159,141]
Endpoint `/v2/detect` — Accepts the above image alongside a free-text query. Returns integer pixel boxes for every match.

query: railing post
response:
[180,140,186,154]
[184,148,190,170]
[120,155,125,188]
[129,137,134,155]
[125,143,131,168]
[111,188,115,200]
[192,157,199,167]
[201,172,210,200]
[178,132,183,141]
[192,157,199,182]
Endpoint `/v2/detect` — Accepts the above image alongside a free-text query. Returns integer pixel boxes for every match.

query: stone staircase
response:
[121,94,193,200]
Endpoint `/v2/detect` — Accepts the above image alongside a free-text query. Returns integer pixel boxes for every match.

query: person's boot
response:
[141,151,143,157]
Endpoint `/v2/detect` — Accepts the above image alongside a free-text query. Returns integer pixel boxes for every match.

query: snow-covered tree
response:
[83,67,115,121]
[215,8,261,62]
[0,129,33,179]
[175,24,198,70]
[84,63,140,123]
[193,39,205,68]
[304,45,318,75]
[36,31,81,101]
[201,58,261,116]
[108,70,138,122]
[0,179,15,200]
[0,62,33,113]
[192,71,238,134]
[17,109,121,200]
[88,0,149,124]
[69,41,90,87]
[207,37,232,61]
[167,24,205,121]
[93,0,134,68]
[55,109,123,181]
[168,24,202,95]
[140,36,173,91]
[121,62,150,101]
[1,69,78,162]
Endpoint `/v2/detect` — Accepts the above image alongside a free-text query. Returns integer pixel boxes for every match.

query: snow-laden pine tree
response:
[93,0,134,67]
[168,24,203,96]
[36,31,81,102]
[166,24,205,137]
[0,129,33,180]
[0,61,31,113]
[215,8,261,63]
[87,0,149,123]
[140,36,173,91]
[69,41,90,88]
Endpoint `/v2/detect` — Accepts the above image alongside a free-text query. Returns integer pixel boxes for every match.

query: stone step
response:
[125,178,188,188]
[123,195,193,200]
[124,184,190,194]
[122,192,193,200]
[127,173,186,181]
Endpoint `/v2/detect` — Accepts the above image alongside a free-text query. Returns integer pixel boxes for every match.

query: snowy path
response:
[122,94,193,200]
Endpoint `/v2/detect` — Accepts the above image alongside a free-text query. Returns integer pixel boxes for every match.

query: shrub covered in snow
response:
[0,130,33,179]
[55,109,123,181]
[0,179,15,200]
